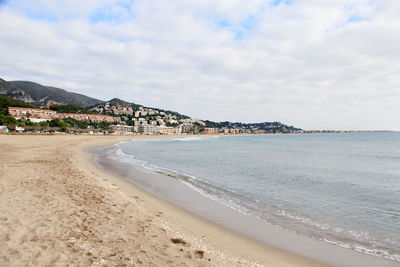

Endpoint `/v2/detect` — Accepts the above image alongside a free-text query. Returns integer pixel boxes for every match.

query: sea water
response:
[116,132,400,262]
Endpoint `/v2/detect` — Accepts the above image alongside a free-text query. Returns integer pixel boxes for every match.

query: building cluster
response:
[93,102,255,135]
[91,103,134,115]
[135,124,186,135]
[8,107,115,123]
[110,124,133,134]
[6,105,278,135]
[57,113,115,123]
[92,102,211,135]
[204,128,248,134]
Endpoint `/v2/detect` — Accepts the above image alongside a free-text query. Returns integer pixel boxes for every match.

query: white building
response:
[111,124,133,134]
[157,126,176,135]
[138,125,157,134]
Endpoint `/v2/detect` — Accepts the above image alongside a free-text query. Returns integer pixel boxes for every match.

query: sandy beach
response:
[0,134,332,266]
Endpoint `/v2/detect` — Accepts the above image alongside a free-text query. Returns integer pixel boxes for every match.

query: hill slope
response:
[0,78,103,107]
[0,77,301,132]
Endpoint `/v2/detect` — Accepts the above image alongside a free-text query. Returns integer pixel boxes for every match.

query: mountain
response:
[90,98,190,120]
[0,78,103,107]
[104,98,138,108]
[1,77,301,132]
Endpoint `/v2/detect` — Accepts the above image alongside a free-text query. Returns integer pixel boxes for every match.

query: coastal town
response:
[1,98,304,135]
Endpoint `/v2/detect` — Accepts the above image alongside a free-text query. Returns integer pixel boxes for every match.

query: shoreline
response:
[81,135,328,266]
[0,134,326,266]
[1,135,397,266]
[91,136,399,267]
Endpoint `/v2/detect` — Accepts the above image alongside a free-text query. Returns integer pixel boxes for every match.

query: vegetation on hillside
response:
[0,95,35,115]
[49,103,93,114]
[0,96,111,132]
[0,78,104,107]
[0,115,17,125]
[0,96,35,125]
[203,120,300,132]
[1,116,112,133]
[1,78,302,133]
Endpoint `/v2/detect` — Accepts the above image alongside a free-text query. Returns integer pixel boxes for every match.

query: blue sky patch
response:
[214,13,261,41]
[89,0,135,25]
[2,0,60,22]
[234,31,245,40]
[217,20,233,28]
[271,0,291,6]
[347,14,366,23]
[241,14,257,31]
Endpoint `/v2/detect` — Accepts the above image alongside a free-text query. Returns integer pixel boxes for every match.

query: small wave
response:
[113,144,256,216]
[114,145,206,183]
[123,136,219,144]
[171,136,219,142]
[109,143,400,263]
[267,208,400,262]
[323,238,400,262]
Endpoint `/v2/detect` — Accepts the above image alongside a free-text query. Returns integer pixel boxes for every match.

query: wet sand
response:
[92,140,399,267]
[0,134,395,266]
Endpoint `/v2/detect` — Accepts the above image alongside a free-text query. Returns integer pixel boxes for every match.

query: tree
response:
[49,119,67,129]
[25,119,34,126]
[0,96,35,115]
[0,114,17,125]
[49,104,91,114]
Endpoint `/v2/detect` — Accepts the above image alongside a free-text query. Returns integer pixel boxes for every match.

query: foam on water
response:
[113,133,400,263]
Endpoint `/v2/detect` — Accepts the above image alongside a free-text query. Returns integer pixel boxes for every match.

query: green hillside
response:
[0,78,103,107]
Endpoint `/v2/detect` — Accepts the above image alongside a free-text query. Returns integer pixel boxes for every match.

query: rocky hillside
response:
[1,77,301,132]
[0,78,103,107]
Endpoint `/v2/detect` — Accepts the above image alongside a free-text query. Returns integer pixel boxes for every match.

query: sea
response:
[93,132,400,264]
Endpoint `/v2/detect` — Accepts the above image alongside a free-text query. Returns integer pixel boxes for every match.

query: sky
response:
[1,0,399,130]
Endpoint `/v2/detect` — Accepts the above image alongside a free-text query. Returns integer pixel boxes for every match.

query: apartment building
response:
[137,125,157,134]
[157,125,176,135]
[111,124,133,134]
[57,113,115,123]
[204,127,219,135]
[8,107,115,123]
[8,107,57,122]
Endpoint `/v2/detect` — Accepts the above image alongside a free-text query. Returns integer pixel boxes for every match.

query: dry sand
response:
[0,134,328,266]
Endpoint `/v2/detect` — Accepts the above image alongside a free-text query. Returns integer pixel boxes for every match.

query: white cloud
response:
[0,0,399,130]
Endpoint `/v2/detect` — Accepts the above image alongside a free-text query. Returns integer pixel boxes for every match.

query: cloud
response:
[1,0,400,130]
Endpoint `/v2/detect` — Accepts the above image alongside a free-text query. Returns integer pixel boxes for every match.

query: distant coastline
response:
[1,78,300,135]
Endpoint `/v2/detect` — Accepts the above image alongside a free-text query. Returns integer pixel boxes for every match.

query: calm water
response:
[118,132,400,262]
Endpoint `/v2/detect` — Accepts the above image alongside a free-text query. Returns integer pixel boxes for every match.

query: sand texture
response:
[0,135,328,266]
